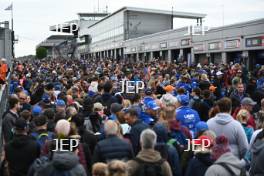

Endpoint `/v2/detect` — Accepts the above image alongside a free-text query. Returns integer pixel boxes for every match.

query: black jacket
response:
[92,135,134,163]
[2,110,19,143]
[129,120,149,154]
[185,153,214,176]
[5,134,40,176]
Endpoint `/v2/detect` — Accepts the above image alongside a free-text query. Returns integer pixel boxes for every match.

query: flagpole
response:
[11,2,13,32]
[11,2,14,58]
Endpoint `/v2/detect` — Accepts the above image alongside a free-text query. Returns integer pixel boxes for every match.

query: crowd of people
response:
[1,57,264,176]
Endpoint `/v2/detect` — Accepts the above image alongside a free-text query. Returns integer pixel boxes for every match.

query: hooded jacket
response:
[207,113,248,159]
[153,123,182,176]
[250,131,264,176]
[127,149,172,176]
[5,134,40,176]
[205,152,244,176]
[36,151,87,176]
[185,152,214,176]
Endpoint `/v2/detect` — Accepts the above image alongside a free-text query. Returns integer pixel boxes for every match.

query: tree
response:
[36,47,47,59]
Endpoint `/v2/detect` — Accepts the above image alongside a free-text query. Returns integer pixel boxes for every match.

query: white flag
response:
[5,4,13,11]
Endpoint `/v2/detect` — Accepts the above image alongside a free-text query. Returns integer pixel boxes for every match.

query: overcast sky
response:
[0,0,264,57]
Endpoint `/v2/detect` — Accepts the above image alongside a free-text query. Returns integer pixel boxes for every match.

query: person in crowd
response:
[92,162,107,176]
[250,129,264,176]
[194,121,209,138]
[199,74,211,91]
[4,118,40,176]
[160,85,177,107]
[94,81,118,116]
[190,88,210,122]
[140,99,160,126]
[92,120,134,163]
[0,58,8,84]
[109,103,124,121]
[230,83,249,112]
[108,160,128,176]
[43,108,56,132]
[205,135,246,176]
[233,97,257,129]
[153,123,182,176]
[42,119,91,173]
[176,94,200,137]
[124,108,149,154]
[254,98,264,129]
[185,135,214,176]
[207,97,248,159]
[2,94,21,143]
[127,129,172,176]
[55,99,66,113]
[31,114,54,149]
[33,138,87,176]
[236,109,254,142]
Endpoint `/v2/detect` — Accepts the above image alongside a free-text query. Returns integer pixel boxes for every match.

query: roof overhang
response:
[88,6,206,29]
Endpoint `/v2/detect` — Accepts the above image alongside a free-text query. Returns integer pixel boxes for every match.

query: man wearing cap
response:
[140,100,160,126]
[2,94,21,143]
[175,94,200,138]
[213,70,224,99]
[124,108,149,154]
[143,88,155,105]
[160,85,178,107]
[232,97,257,129]
[32,105,42,118]
[109,103,123,121]
[55,99,66,113]
[4,118,40,176]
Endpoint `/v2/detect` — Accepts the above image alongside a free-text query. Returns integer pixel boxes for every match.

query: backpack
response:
[28,156,71,176]
[167,138,185,157]
[133,157,165,176]
[216,163,247,176]
[31,132,53,149]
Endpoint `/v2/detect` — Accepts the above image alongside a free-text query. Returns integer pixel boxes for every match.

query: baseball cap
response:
[146,100,160,111]
[176,94,189,106]
[195,121,209,133]
[145,88,153,96]
[164,85,175,92]
[241,97,257,106]
[216,71,223,76]
[56,99,66,107]
[209,85,217,93]
[110,103,123,114]
[15,118,28,130]
[42,94,51,104]
[32,105,42,116]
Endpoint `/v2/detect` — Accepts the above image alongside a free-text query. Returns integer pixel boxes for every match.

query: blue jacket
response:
[257,77,264,89]
[139,111,155,125]
[176,106,200,136]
